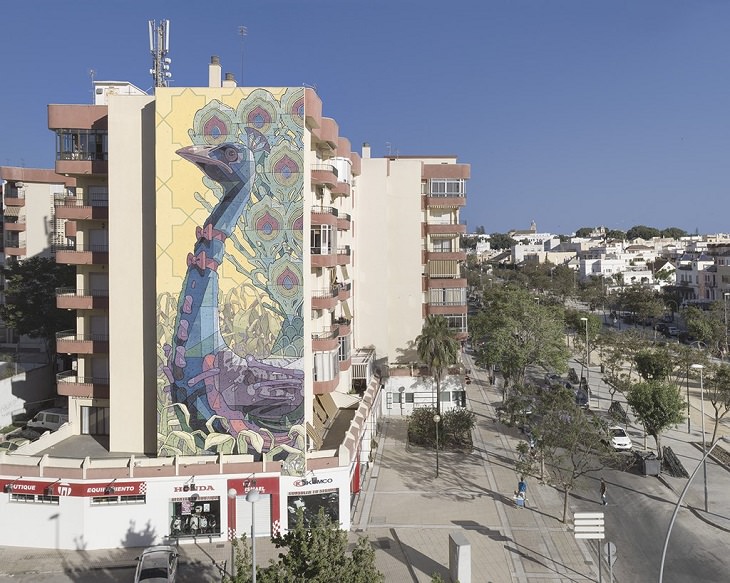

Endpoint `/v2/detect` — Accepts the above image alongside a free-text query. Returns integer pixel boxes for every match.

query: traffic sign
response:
[574,511,605,540]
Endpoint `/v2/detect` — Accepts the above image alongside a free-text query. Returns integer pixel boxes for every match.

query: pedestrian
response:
[517,476,527,496]
[600,478,607,506]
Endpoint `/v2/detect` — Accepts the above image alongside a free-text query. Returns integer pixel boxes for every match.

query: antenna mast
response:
[149,19,172,88]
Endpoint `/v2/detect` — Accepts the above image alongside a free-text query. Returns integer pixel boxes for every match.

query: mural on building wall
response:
[156,87,305,475]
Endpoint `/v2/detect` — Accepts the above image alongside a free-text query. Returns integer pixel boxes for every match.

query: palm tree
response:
[416,315,461,415]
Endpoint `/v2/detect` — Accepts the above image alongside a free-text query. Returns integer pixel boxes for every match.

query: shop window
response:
[10,494,59,504]
[170,496,221,537]
[92,495,146,505]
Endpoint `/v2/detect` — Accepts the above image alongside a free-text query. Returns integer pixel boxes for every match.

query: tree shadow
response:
[505,542,591,583]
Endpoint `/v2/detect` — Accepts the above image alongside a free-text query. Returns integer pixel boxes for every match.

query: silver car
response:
[134,545,178,582]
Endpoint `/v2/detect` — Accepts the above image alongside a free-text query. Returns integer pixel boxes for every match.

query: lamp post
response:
[580,317,590,401]
[246,489,260,583]
[433,413,441,478]
[658,436,730,582]
[227,488,237,579]
[690,364,708,512]
[722,292,730,356]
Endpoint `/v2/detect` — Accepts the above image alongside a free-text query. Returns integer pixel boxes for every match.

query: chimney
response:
[209,55,222,88]
[362,142,371,159]
[223,72,237,88]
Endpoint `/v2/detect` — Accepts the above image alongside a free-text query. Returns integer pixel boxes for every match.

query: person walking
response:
[600,478,607,506]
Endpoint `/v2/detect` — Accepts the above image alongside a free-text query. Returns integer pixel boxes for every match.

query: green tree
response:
[706,364,730,445]
[470,286,569,388]
[416,315,460,415]
[660,227,688,239]
[626,381,685,459]
[683,305,725,356]
[488,232,517,250]
[574,227,593,237]
[633,348,672,382]
[227,508,383,583]
[626,225,661,240]
[531,387,612,523]
[606,229,626,240]
[0,257,74,363]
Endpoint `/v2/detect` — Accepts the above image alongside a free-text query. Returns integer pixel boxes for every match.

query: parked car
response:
[666,326,680,337]
[605,426,632,451]
[26,408,68,433]
[0,437,30,452]
[544,373,562,386]
[134,545,178,583]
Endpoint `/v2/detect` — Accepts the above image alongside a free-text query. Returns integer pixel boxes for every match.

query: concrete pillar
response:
[449,531,471,583]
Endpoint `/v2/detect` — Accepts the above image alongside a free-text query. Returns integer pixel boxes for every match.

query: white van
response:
[26,408,69,432]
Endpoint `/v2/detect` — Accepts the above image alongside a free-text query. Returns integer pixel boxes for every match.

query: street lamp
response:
[690,364,708,512]
[433,413,441,478]
[246,489,261,583]
[227,488,237,578]
[580,317,590,391]
[722,292,730,357]
[658,436,730,583]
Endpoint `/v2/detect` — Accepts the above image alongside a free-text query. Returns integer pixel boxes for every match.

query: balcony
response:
[56,331,109,355]
[426,303,467,316]
[337,246,351,266]
[3,193,25,207]
[313,376,340,395]
[425,223,466,236]
[312,288,338,311]
[337,212,351,231]
[425,249,466,262]
[311,164,338,188]
[424,193,466,209]
[54,196,109,221]
[56,287,109,310]
[312,327,340,351]
[331,180,351,198]
[337,282,351,301]
[3,221,25,232]
[311,206,338,228]
[311,246,337,268]
[334,317,351,336]
[55,243,109,266]
[4,246,26,257]
[427,277,467,290]
[56,371,110,399]
[339,356,352,372]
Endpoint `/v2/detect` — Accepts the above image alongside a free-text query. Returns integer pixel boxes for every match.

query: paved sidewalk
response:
[351,355,601,583]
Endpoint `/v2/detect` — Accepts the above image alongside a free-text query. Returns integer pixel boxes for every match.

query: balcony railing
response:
[56,330,110,342]
[311,327,339,340]
[311,246,335,256]
[311,206,338,217]
[56,287,109,297]
[55,243,109,253]
[56,371,110,385]
[311,163,339,178]
[54,196,108,207]
[312,288,339,299]
[337,246,351,256]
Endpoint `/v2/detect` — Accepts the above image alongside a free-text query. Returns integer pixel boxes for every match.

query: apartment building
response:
[0,57,468,549]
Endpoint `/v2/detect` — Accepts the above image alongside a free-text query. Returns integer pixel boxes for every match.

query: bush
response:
[407,407,475,450]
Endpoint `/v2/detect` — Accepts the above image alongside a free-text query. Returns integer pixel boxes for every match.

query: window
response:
[92,495,146,505]
[170,497,221,536]
[55,129,108,161]
[310,225,334,255]
[338,335,350,362]
[431,239,454,253]
[405,393,415,404]
[10,494,59,504]
[429,179,464,197]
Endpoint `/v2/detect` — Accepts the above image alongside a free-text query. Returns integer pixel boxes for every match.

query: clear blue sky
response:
[1,1,728,236]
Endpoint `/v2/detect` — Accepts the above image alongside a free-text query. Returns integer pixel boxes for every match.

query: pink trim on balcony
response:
[319,117,338,149]
[311,206,338,227]
[48,104,108,130]
[426,250,466,262]
[55,197,109,220]
[349,152,361,176]
[336,137,351,159]
[331,180,351,197]
[0,166,75,187]
[313,377,340,394]
[339,357,352,372]
[3,222,25,232]
[425,223,466,235]
[304,88,322,130]
[425,195,466,208]
[427,278,467,289]
[422,163,470,179]
[312,288,338,311]
[56,289,109,310]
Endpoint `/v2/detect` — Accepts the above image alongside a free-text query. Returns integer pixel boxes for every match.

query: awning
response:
[3,206,21,217]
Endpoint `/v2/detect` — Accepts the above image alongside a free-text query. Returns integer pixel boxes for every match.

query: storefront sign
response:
[173,484,215,493]
[0,479,147,497]
[292,476,333,488]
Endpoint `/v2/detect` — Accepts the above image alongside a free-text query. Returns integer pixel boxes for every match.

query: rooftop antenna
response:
[89,69,96,103]
[149,19,172,88]
[238,25,247,84]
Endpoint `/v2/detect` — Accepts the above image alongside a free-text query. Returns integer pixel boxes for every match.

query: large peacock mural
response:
[156,88,306,475]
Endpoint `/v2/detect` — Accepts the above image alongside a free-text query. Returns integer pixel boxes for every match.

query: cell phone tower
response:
[149,19,172,87]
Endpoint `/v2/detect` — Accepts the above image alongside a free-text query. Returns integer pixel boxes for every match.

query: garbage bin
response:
[642,452,661,476]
